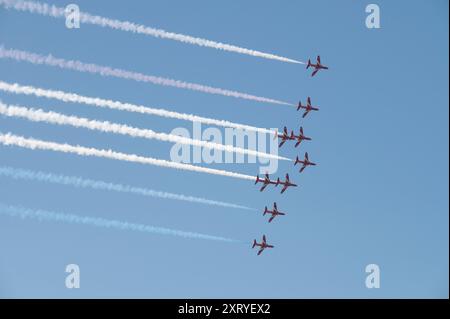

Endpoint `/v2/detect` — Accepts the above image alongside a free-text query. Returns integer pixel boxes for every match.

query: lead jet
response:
[292,126,312,148]
[255,173,279,192]
[263,202,286,223]
[252,235,274,255]
[275,126,295,147]
[276,174,298,194]
[297,97,319,118]
[306,55,329,77]
[295,152,317,173]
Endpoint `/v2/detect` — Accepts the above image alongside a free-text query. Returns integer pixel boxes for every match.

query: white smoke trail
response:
[0,0,303,65]
[0,132,256,181]
[0,81,276,134]
[0,166,254,210]
[0,203,239,242]
[0,46,293,106]
[0,101,289,161]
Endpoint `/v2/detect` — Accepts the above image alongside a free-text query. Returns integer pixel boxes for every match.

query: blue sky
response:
[0,0,448,298]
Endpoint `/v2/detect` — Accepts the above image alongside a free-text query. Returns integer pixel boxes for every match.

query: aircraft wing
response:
[312,69,319,77]
[268,215,275,223]
[257,247,264,255]
[260,184,268,192]
[302,110,309,118]
[300,165,306,173]
[280,184,288,194]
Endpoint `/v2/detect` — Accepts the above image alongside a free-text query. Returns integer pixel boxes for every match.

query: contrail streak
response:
[0,46,293,106]
[0,80,276,134]
[0,166,254,211]
[0,0,303,65]
[0,101,289,161]
[0,132,256,181]
[0,203,239,242]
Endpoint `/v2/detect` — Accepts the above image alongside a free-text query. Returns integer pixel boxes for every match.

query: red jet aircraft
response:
[306,55,329,77]
[292,127,312,148]
[295,152,317,173]
[276,174,298,194]
[255,173,279,192]
[252,235,274,255]
[297,97,319,118]
[274,126,295,147]
[263,202,286,223]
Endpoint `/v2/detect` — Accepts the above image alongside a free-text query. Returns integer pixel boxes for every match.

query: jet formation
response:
[275,126,312,148]
[255,173,297,194]
[252,55,326,255]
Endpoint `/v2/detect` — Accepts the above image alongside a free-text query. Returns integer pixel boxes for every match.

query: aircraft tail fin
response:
[252,240,257,248]
[263,206,268,215]
[294,156,299,165]
[297,101,302,111]
[306,59,311,69]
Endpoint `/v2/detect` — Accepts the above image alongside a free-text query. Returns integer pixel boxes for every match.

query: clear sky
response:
[0,0,448,298]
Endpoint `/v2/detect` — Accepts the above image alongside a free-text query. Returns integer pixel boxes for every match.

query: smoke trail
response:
[0,0,303,65]
[0,80,277,134]
[0,46,293,106]
[0,203,239,242]
[0,101,289,161]
[0,132,256,181]
[0,166,254,210]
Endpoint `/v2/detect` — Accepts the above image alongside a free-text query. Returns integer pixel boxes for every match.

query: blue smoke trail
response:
[0,166,254,211]
[0,203,240,243]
